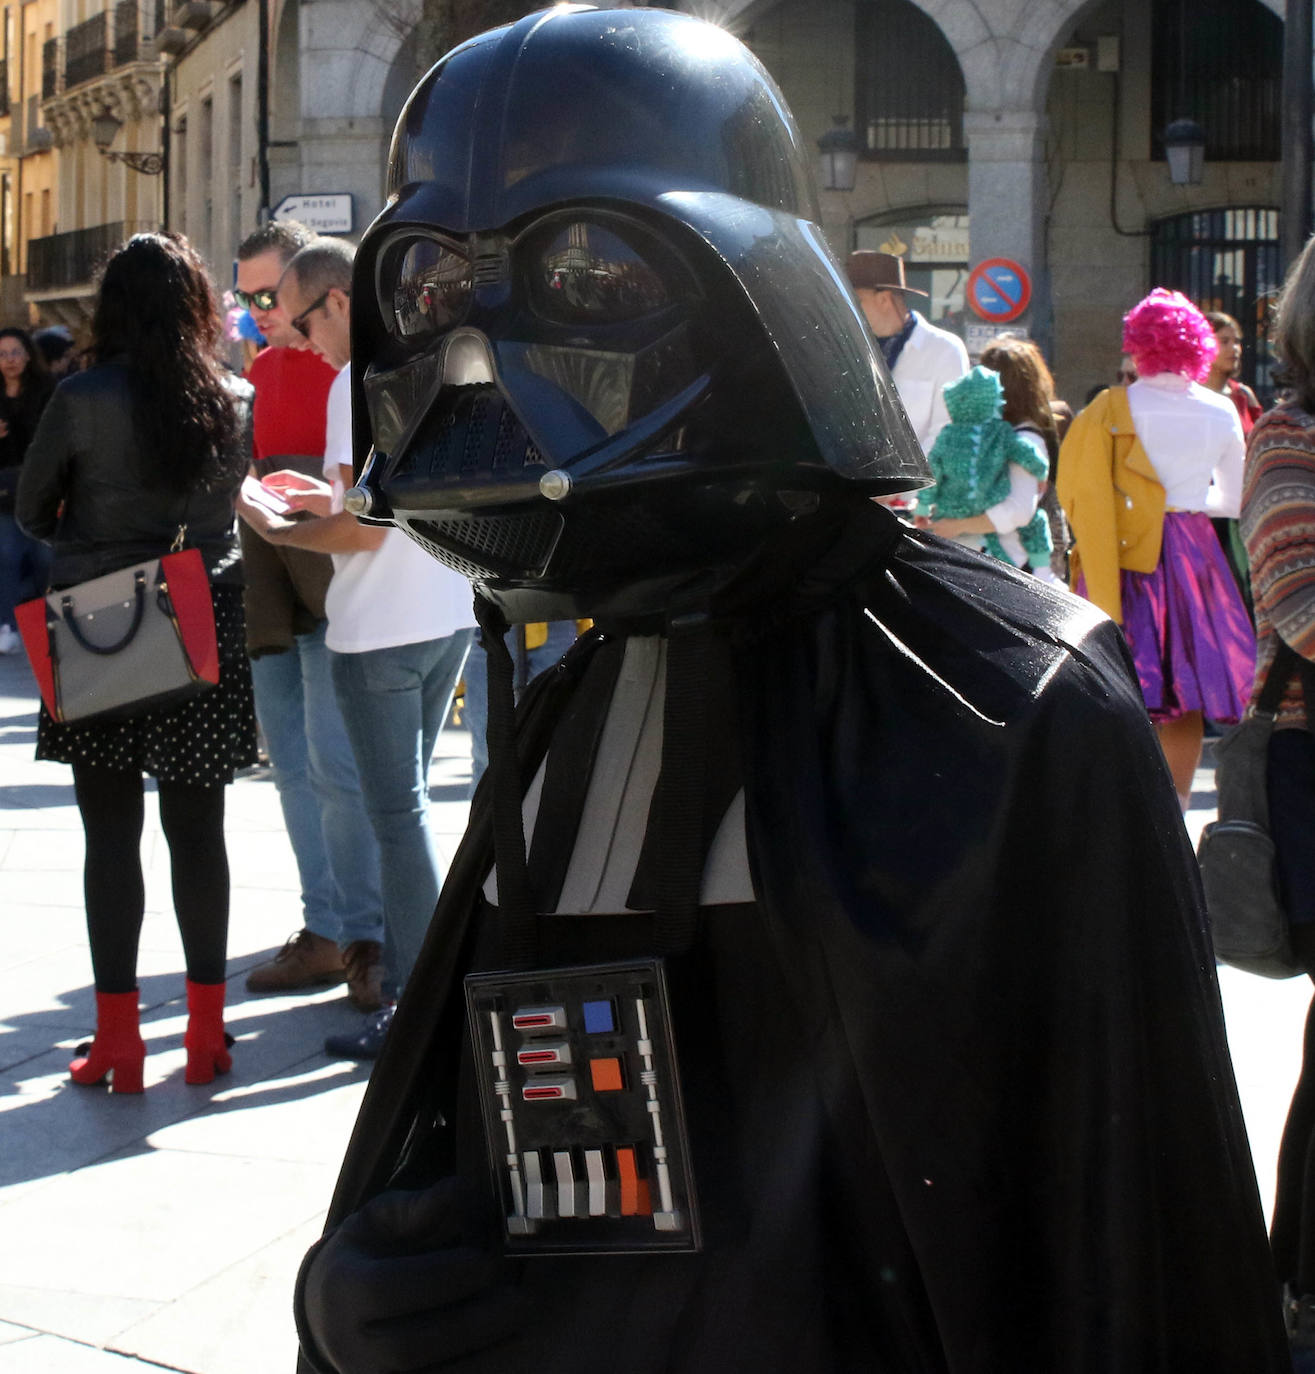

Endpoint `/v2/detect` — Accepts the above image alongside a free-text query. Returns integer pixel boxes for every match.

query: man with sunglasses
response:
[238,236,474,1059]
[234,221,386,1015]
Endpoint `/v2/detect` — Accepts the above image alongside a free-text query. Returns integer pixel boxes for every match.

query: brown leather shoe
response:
[342,940,384,1013]
[245,929,346,993]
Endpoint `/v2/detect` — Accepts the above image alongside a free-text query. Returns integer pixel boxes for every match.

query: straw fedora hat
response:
[845,250,928,297]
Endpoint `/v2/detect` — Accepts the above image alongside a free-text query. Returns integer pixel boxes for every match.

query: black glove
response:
[295,1177,531,1373]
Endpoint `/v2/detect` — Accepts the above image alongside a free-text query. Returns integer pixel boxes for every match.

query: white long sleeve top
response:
[1125,372,1246,518]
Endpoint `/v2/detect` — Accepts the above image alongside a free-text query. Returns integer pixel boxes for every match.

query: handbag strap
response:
[170,482,195,554]
[1257,639,1304,716]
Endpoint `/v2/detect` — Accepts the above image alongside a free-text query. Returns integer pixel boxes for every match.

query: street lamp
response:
[91,109,164,176]
[817,116,858,193]
[1163,118,1205,186]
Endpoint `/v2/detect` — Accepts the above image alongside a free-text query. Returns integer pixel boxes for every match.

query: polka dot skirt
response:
[36,584,258,787]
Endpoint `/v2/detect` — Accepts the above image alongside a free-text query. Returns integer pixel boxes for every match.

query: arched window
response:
[1151,0,1282,162]
[855,0,964,161]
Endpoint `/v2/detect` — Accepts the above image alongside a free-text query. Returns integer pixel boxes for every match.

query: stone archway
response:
[269,0,411,229]
[379,27,421,187]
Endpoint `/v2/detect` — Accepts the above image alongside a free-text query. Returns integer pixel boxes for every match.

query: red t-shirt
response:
[1226,378,1264,436]
[246,345,338,463]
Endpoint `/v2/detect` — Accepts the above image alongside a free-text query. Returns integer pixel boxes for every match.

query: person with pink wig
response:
[1057,288,1256,807]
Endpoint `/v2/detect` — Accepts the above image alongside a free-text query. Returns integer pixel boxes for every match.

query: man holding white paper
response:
[238,237,474,1060]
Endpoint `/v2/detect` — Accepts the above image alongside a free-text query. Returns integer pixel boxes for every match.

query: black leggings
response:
[72,764,230,993]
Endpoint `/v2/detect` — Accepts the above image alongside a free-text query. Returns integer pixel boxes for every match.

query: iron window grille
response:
[1151,0,1281,163]
[855,0,965,161]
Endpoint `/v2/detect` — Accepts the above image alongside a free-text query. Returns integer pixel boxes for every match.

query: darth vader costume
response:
[295,8,1289,1371]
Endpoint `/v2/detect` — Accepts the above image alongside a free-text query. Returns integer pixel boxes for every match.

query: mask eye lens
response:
[381,236,473,340]
[534,222,673,323]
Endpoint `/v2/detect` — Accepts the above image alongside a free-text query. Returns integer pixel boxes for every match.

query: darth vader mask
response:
[350,6,929,623]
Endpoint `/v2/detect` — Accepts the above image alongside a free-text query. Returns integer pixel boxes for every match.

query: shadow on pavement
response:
[0,956,372,1191]
[0,781,73,810]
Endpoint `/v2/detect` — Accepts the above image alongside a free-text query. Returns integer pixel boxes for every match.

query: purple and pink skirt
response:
[1081,511,1256,724]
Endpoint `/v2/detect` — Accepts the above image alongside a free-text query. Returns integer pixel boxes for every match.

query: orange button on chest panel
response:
[589,1057,624,1092]
[616,1147,653,1216]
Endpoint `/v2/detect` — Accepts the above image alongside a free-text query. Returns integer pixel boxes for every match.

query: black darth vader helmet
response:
[350,4,929,622]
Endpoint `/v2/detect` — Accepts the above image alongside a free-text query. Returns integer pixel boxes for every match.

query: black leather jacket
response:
[16,360,253,589]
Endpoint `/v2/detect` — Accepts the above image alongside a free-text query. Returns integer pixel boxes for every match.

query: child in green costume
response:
[916,365,1053,571]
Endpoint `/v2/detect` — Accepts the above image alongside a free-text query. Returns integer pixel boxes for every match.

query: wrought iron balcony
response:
[26,221,153,291]
[65,12,110,91]
[41,38,59,100]
[113,0,141,67]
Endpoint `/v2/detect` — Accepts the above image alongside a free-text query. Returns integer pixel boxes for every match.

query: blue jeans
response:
[0,511,51,628]
[330,629,473,997]
[465,621,581,792]
[249,623,383,948]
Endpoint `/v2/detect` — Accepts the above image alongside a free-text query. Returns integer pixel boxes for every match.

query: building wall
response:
[96,0,1292,404]
[1043,0,1281,398]
[267,0,392,241]
[170,0,259,291]
[728,0,1286,406]
[10,0,58,298]
[35,0,163,323]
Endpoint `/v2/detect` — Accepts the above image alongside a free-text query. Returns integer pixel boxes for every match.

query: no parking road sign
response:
[966,258,1032,324]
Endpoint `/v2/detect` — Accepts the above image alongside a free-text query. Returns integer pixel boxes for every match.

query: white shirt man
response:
[236,239,475,1061]
[845,250,968,454]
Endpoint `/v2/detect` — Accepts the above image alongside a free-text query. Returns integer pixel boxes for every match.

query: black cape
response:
[303,504,1289,1372]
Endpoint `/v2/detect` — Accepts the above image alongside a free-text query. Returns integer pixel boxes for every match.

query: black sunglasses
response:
[234,286,278,312]
[291,288,347,339]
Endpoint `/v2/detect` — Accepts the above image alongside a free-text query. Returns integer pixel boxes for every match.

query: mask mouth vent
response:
[390,385,545,485]
[473,251,509,285]
[403,508,564,581]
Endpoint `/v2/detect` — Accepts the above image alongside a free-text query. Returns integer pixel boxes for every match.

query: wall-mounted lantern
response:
[91,110,164,176]
[1163,118,1205,186]
[817,116,858,193]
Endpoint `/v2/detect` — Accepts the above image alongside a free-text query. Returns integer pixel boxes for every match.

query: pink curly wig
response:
[1121,288,1218,381]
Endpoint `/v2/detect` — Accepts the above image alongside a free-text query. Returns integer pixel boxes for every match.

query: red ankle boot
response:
[69,990,146,1094]
[184,979,234,1085]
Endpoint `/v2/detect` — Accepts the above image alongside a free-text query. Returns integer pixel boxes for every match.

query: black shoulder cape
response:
[308,504,1288,1372]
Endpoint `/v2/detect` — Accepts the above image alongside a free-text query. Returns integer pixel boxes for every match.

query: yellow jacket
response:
[1055,386,1165,624]
[524,619,592,652]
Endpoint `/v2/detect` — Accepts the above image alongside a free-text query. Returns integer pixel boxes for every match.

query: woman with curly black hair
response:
[17,232,256,1093]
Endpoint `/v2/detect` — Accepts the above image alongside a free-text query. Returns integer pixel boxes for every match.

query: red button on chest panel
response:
[512,1006,567,1031]
[522,1076,578,1102]
[517,1041,571,1067]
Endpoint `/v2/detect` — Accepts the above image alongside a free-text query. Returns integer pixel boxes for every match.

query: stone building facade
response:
[733,0,1287,401]
[33,0,163,324]
[22,0,1296,402]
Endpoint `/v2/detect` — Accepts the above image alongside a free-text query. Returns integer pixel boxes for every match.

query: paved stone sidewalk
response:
[0,644,474,1372]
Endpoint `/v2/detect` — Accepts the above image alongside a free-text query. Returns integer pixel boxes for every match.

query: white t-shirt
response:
[321,366,474,654]
[1125,373,1245,518]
